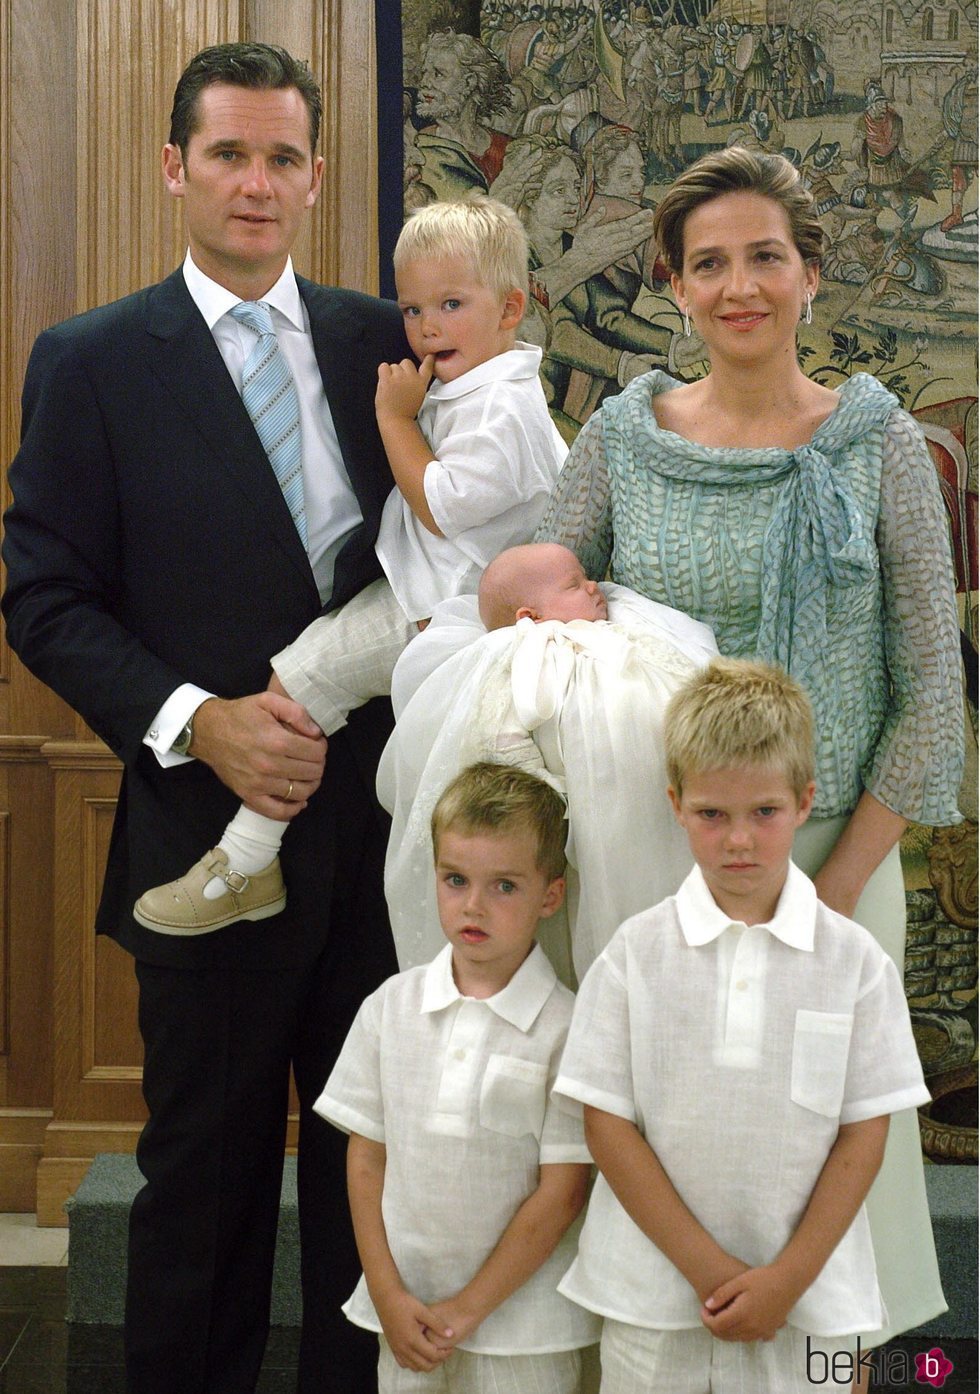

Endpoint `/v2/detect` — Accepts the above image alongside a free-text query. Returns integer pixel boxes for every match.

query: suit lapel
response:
[142,270,317,595]
[300,279,383,508]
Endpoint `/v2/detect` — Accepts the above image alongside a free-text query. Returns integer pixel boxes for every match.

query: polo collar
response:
[181,251,305,333]
[424,343,543,402]
[676,862,816,951]
[421,942,558,1031]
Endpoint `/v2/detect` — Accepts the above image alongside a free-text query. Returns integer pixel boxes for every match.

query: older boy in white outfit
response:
[554,659,932,1393]
[315,762,600,1392]
[135,197,566,934]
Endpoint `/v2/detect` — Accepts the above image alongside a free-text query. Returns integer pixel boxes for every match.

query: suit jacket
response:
[2,268,407,970]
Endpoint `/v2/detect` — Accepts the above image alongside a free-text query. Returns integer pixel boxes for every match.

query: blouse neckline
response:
[637,370,889,461]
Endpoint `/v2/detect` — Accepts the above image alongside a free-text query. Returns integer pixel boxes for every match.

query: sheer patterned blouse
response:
[536,370,963,824]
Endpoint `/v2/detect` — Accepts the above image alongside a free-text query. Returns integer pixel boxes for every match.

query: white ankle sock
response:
[203,807,288,899]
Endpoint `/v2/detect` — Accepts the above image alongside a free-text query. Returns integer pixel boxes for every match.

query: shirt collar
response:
[181,251,305,332]
[425,342,543,401]
[421,941,558,1031]
[675,862,816,951]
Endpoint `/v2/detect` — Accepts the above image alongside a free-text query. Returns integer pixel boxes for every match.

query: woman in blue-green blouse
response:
[536,146,963,1364]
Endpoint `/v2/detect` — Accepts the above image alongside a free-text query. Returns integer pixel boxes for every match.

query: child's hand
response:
[376,356,434,422]
[423,1296,481,1351]
[374,1286,455,1372]
[700,1265,793,1343]
[692,1253,750,1307]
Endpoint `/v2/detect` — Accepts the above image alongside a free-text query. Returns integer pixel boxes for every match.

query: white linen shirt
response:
[375,344,567,621]
[554,863,930,1337]
[314,942,599,1355]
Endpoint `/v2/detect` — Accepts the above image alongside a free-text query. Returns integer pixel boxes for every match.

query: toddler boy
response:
[554,658,931,1392]
[135,197,566,934]
[314,761,599,1391]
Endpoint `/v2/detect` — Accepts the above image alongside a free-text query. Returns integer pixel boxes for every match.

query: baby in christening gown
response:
[377,542,718,986]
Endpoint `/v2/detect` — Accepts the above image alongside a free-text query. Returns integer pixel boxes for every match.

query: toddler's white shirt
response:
[375,344,567,621]
[554,862,930,1336]
[315,942,599,1354]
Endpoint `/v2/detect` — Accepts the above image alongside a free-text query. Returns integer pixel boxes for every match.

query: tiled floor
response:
[0,1214,302,1391]
[0,1216,976,1392]
[0,1267,302,1392]
[0,1219,67,1269]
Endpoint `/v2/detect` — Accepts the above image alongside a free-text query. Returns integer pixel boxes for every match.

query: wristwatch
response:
[171,717,195,757]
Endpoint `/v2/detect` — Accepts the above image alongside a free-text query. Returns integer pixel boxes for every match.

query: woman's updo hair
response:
[652,146,824,274]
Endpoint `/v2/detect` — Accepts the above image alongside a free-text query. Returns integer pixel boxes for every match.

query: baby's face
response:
[530,554,608,623]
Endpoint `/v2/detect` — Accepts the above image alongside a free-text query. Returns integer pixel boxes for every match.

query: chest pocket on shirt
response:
[791,1010,853,1117]
[479,1054,548,1138]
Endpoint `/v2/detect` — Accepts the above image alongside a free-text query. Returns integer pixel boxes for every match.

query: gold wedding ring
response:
[286,780,294,801]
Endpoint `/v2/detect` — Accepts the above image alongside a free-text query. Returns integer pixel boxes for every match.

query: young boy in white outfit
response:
[135,197,566,935]
[554,658,932,1394]
[314,761,600,1392]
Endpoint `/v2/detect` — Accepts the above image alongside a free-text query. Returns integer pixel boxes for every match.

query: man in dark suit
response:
[2,43,406,1394]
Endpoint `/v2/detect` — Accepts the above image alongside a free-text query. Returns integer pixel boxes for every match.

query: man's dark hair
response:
[169,42,323,153]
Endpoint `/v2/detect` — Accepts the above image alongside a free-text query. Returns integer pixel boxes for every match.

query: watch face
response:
[173,721,193,755]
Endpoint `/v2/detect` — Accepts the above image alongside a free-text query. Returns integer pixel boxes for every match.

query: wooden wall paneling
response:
[0,807,8,1062]
[0,741,53,1107]
[0,0,12,695]
[0,740,55,1210]
[36,742,142,1224]
[76,0,246,312]
[320,0,378,293]
[0,1109,51,1214]
[48,744,142,1123]
[1,0,78,739]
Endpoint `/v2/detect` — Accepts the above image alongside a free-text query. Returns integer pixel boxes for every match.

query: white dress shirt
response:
[144,252,363,763]
[375,344,567,622]
[554,863,930,1336]
[314,943,599,1355]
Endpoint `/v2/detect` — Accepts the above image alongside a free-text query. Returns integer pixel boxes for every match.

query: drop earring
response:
[803,292,812,325]
[683,309,691,337]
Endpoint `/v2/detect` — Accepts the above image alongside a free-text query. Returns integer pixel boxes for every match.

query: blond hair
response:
[431,762,567,882]
[652,146,824,274]
[394,195,529,300]
[665,657,815,798]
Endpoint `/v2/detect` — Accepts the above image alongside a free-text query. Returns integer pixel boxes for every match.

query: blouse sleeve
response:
[534,411,614,582]
[865,409,964,825]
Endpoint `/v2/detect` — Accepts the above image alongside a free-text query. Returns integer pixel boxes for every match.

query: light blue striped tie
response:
[231,300,307,546]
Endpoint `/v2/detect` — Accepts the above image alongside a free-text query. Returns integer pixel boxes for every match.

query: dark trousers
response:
[125,928,394,1394]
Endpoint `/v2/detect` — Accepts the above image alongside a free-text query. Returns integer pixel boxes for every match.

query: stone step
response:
[65,1153,976,1335]
[65,1153,301,1326]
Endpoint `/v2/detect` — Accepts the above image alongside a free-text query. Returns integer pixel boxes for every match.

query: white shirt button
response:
[735,980,748,992]
[454,1048,466,1061]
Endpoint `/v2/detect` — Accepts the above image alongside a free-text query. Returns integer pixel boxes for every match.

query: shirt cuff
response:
[312,1093,386,1144]
[839,1083,932,1124]
[552,1075,637,1123]
[143,685,215,768]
